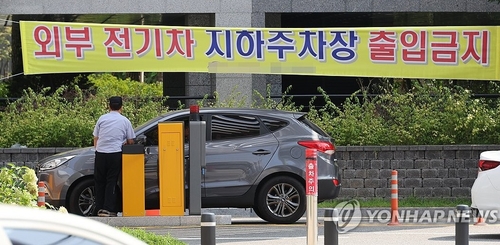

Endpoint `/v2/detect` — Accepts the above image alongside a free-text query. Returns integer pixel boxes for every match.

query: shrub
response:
[1,75,500,147]
[0,74,168,147]
[0,163,38,207]
[88,73,163,98]
[309,80,500,145]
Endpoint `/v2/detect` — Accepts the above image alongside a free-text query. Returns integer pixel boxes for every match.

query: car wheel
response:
[252,206,262,219]
[255,176,306,224]
[68,178,96,216]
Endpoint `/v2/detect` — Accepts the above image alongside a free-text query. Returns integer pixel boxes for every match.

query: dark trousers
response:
[94,151,122,213]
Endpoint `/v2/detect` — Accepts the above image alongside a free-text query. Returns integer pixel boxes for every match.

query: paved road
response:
[145,218,500,245]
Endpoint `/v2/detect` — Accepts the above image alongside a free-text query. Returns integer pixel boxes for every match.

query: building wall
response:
[3,0,500,14]
[3,145,498,200]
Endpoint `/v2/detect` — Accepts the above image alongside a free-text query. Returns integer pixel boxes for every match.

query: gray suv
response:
[36,108,341,224]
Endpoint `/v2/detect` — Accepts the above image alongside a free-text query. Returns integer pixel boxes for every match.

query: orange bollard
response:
[388,170,400,226]
[37,182,45,208]
[474,216,487,226]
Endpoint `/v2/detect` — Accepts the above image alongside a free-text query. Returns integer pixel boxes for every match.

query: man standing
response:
[93,96,135,217]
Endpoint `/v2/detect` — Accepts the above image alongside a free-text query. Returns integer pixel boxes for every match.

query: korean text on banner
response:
[20,21,500,80]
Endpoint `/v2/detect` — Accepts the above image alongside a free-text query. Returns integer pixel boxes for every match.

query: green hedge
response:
[0,74,168,147]
[1,74,499,147]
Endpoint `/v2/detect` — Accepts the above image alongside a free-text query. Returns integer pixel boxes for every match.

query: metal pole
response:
[324,209,339,245]
[201,213,216,245]
[306,149,318,245]
[455,204,470,245]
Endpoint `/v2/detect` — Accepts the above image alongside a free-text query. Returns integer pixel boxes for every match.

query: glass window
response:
[260,117,288,132]
[143,116,190,146]
[297,115,330,137]
[5,228,101,245]
[211,114,261,140]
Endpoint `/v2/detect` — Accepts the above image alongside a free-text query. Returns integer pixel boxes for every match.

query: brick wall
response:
[0,147,77,169]
[336,145,500,200]
[2,145,499,200]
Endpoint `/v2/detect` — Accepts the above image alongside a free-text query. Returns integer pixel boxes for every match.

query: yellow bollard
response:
[122,144,145,217]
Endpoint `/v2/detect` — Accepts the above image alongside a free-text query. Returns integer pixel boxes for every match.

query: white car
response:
[0,204,147,245]
[471,150,500,220]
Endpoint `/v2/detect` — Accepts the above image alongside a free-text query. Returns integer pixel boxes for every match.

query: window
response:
[298,115,330,137]
[143,116,190,146]
[260,117,288,132]
[211,114,261,140]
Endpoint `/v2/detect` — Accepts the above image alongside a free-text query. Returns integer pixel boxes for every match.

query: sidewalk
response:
[89,207,484,228]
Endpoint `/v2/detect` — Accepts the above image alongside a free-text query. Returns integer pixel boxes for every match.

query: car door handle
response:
[253,149,271,155]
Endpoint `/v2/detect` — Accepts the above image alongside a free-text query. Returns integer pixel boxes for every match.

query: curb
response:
[87,207,474,227]
[89,214,232,227]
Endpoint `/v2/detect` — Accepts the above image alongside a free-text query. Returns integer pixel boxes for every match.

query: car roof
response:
[0,204,147,245]
[177,107,305,116]
[134,107,306,132]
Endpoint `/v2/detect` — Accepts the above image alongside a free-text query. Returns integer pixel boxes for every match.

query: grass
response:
[120,227,186,245]
[318,197,472,208]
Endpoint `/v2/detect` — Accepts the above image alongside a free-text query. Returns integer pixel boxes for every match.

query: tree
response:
[0,26,11,79]
[8,14,91,97]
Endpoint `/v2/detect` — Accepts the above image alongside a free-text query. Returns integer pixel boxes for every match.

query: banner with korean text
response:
[20,21,500,80]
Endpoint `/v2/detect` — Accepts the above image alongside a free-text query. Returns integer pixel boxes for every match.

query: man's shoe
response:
[97,209,117,217]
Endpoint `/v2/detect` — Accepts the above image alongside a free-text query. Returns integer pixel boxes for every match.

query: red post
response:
[305,149,318,196]
[388,170,400,226]
[305,148,318,245]
[37,182,45,208]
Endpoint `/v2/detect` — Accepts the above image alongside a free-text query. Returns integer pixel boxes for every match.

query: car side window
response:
[260,117,288,132]
[5,228,101,245]
[143,126,159,146]
[211,114,261,140]
[143,116,190,146]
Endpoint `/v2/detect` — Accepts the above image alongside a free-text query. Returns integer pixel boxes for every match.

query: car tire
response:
[252,206,263,219]
[68,178,96,216]
[255,176,306,224]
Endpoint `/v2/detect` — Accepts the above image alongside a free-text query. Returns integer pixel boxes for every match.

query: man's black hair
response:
[109,96,123,111]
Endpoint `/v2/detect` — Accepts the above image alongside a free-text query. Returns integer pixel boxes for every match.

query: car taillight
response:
[333,179,339,186]
[298,140,335,155]
[479,160,500,171]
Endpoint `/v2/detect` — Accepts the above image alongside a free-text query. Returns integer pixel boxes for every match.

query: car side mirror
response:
[135,135,147,145]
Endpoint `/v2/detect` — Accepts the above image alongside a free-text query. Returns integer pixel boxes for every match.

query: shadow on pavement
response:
[428,234,500,242]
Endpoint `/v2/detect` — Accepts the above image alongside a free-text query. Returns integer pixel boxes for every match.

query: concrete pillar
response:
[162,14,187,109]
[214,8,283,107]
[215,9,252,106]
[186,14,215,107]
[264,13,282,104]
